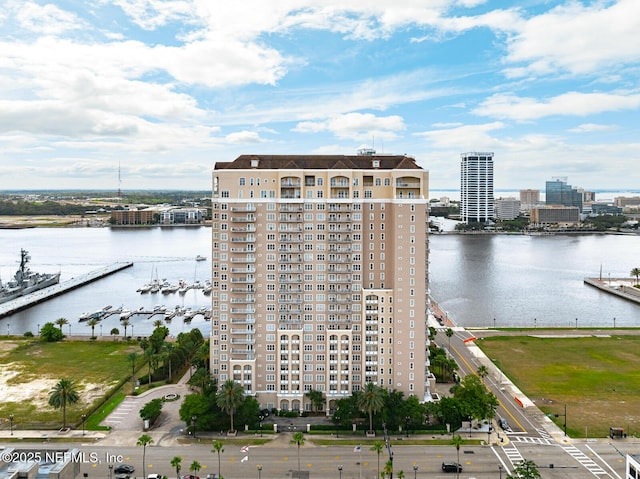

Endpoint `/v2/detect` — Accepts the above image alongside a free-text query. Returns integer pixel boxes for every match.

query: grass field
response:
[0,339,139,429]
[476,333,640,438]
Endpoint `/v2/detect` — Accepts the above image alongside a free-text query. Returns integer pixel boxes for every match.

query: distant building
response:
[590,204,623,215]
[615,196,640,207]
[160,208,205,224]
[110,208,156,225]
[530,205,580,225]
[519,189,540,212]
[460,152,494,222]
[546,177,583,212]
[494,197,521,220]
[626,453,639,479]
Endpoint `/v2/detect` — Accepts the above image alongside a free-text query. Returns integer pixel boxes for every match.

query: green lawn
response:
[1,339,139,429]
[476,334,640,438]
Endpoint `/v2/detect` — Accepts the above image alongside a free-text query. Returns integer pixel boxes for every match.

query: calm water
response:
[0,228,638,335]
[429,233,640,328]
[0,227,213,337]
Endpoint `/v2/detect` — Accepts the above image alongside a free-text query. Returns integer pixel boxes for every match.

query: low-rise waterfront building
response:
[494,197,521,220]
[530,205,580,225]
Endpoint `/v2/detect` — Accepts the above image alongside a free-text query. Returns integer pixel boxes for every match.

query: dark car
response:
[442,462,463,473]
[114,475,130,479]
[498,417,512,432]
[182,475,200,479]
[114,464,135,474]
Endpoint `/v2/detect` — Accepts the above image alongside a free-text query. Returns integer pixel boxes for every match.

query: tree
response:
[110,327,119,340]
[127,352,139,394]
[631,267,640,286]
[170,456,182,479]
[397,470,405,479]
[153,319,164,329]
[55,317,68,331]
[383,459,394,479]
[445,328,454,351]
[507,459,541,479]
[452,374,498,421]
[476,365,489,383]
[357,382,384,433]
[40,322,64,342]
[137,433,154,479]
[190,460,201,474]
[305,389,325,413]
[211,440,225,478]
[370,441,384,479]
[216,379,245,433]
[451,434,464,479]
[121,319,130,339]
[140,398,163,424]
[87,318,99,339]
[290,431,305,473]
[48,378,80,429]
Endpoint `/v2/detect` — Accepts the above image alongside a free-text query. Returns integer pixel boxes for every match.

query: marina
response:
[77,303,212,325]
[0,261,133,319]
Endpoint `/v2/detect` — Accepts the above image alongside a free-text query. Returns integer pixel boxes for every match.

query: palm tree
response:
[397,470,405,479]
[452,434,464,479]
[110,327,119,340]
[305,389,325,414]
[87,318,99,339]
[216,379,245,433]
[121,319,130,339]
[137,433,154,479]
[370,441,384,479]
[162,342,174,381]
[631,267,640,286]
[357,382,384,434]
[127,352,138,394]
[382,459,393,479]
[445,328,454,351]
[477,365,489,383]
[211,440,225,478]
[170,456,182,479]
[190,460,202,475]
[290,431,305,473]
[48,377,80,429]
[153,319,164,329]
[55,317,68,331]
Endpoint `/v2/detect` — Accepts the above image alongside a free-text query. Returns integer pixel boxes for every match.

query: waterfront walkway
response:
[0,262,133,319]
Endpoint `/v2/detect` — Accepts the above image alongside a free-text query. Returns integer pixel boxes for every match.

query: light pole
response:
[487,424,492,445]
[192,415,197,439]
[257,464,262,479]
[81,414,86,436]
[413,465,418,479]
[405,416,410,438]
[259,414,264,437]
[549,404,567,436]
[37,323,40,335]
[534,318,537,328]
[575,317,578,329]
[108,464,113,479]
[613,317,616,328]
[499,464,503,479]
[338,465,343,479]
[9,414,14,436]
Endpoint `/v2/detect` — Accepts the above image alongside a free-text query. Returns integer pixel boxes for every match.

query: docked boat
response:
[196,255,207,261]
[0,249,61,304]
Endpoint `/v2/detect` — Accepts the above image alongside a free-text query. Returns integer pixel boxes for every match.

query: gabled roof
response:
[214,154,422,170]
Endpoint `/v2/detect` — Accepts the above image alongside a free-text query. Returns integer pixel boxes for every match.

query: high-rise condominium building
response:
[519,189,540,212]
[211,153,432,414]
[460,152,494,222]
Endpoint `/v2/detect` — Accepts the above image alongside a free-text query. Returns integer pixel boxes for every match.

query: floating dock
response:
[584,277,640,306]
[0,262,134,319]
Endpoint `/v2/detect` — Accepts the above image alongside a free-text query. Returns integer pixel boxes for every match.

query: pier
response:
[0,262,134,319]
[584,277,640,306]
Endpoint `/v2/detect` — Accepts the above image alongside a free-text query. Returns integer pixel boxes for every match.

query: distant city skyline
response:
[0,1,638,190]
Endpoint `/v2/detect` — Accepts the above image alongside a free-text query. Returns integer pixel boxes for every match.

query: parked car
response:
[114,464,135,474]
[182,475,200,479]
[498,417,512,432]
[442,462,463,473]
[148,475,162,479]
[114,475,130,479]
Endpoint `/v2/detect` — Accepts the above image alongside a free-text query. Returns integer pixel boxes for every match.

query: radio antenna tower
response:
[117,161,122,200]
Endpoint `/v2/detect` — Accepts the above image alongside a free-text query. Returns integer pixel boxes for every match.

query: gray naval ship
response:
[0,249,61,304]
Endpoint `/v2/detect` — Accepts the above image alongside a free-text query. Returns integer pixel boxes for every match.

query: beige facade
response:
[211,154,431,413]
[530,205,580,225]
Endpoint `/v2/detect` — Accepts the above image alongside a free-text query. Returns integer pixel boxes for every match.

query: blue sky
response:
[0,0,638,193]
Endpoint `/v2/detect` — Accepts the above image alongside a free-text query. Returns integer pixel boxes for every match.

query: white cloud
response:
[109,0,196,30]
[474,92,640,121]
[568,123,617,133]
[15,1,84,35]
[293,112,405,141]
[225,131,268,144]
[415,121,505,149]
[503,0,640,77]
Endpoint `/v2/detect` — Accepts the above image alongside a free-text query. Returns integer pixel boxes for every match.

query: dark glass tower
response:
[545,178,582,212]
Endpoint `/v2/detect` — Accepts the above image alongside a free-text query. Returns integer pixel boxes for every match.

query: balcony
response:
[231,225,256,232]
[231,308,255,314]
[231,205,257,212]
[230,216,256,222]
[231,257,256,263]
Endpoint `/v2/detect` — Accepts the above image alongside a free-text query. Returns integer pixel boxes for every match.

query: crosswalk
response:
[562,444,611,477]
[509,435,554,446]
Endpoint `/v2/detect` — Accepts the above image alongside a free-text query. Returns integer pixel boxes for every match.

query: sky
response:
[0,0,638,193]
